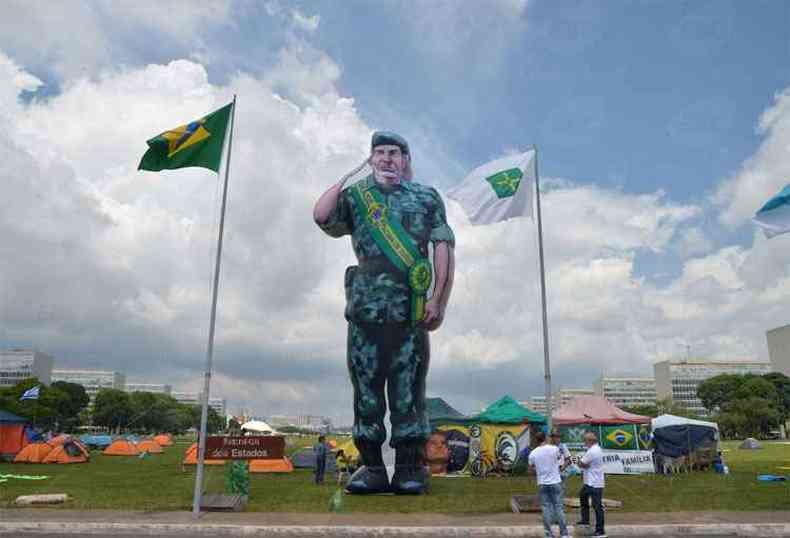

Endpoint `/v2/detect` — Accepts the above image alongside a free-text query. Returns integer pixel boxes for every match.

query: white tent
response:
[241,420,276,434]
[651,414,718,431]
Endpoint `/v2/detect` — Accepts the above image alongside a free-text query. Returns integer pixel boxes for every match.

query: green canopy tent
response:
[473,395,547,425]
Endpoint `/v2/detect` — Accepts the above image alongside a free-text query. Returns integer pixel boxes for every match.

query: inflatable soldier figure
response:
[313,132,456,494]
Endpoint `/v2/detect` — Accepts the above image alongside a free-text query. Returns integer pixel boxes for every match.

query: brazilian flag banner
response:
[138,102,233,173]
[601,424,638,450]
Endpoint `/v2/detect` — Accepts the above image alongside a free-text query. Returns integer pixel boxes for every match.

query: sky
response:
[1,0,789,424]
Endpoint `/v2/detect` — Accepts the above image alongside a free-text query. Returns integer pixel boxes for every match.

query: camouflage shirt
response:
[319,175,455,324]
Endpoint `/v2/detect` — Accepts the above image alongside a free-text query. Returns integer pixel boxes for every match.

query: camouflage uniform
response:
[319,175,455,449]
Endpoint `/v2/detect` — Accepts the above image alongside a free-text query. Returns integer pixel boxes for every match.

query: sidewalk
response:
[2,509,790,536]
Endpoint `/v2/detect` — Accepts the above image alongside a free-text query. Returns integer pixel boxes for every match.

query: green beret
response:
[371,131,409,154]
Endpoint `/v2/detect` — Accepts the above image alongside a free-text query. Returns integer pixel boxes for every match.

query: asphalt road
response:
[0,529,748,538]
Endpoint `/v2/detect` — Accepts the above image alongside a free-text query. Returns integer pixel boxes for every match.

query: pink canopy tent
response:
[552,396,651,426]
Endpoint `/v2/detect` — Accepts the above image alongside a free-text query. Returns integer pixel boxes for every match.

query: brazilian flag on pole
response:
[138,102,233,173]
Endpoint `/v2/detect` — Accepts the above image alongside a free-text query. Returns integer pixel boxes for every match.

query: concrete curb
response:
[2,521,790,536]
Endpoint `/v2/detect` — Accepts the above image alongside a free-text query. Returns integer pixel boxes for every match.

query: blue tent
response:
[80,434,113,449]
[651,414,718,458]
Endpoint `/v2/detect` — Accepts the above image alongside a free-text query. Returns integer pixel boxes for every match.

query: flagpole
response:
[192,95,237,518]
[532,145,553,430]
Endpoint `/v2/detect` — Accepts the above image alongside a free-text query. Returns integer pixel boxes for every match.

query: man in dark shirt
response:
[314,434,328,485]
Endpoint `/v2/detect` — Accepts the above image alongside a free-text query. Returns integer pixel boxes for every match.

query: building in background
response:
[526,396,548,415]
[267,415,332,431]
[51,369,125,404]
[525,388,594,417]
[594,377,656,409]
[767,324,790,376]
[172,392,226,416]
[124,383,172,395]
[0,349,54,387]
[654,359,772,416]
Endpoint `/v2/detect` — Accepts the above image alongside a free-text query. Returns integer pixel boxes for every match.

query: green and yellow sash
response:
[350,182,432,325]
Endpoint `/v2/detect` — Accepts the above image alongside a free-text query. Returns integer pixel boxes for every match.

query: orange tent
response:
[48,434,69,446]
[103,439,139,456]
[153,434,174,447]
[14,442,53,463]
[182,443,225,465]
[249,457,294,473]
[44,440,89,464]
[137,439,163,454]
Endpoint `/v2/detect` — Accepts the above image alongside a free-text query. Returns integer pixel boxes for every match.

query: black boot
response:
[391,443,430,495]
[345,442,390,494]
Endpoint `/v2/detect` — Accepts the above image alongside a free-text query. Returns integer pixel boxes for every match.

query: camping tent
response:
[44,439,89,464]
[182,442,225,465]
[103,438,139,456]
[249,457,294,473]
[241,420,276,435]
[429,395,546,476]
[137,439,164,454]
[553,396,652,451]
[14,442,53,463]
[652,415,719,458]
[153,434,174,447]
[291,447,337,472]
[739,437,762,450]
[0,410,30,461]
[80,434,112,449]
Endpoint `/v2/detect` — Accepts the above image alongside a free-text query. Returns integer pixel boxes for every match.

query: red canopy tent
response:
[552,395,650,425]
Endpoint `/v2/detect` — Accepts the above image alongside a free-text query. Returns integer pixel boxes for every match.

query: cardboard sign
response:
[205,436,285,460]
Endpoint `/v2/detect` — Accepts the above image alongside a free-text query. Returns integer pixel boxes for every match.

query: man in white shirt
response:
[578,432,606,538]
[528,431,570,538]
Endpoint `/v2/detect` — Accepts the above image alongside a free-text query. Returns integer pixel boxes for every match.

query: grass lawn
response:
[1,439,788,513]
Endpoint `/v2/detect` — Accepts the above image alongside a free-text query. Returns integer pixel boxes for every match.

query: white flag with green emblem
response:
[447,149,535,225]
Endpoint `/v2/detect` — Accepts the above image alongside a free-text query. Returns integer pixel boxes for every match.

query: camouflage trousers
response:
[347,322,430,448]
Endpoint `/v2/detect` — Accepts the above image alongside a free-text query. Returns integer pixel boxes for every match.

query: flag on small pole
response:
[138,98,237,518]
[20,385,40,401]
[447,149,535,224]
[753,184,790,239]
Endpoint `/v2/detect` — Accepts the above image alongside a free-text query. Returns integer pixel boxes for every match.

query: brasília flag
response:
[753,184,790,239]
[447,149,535,224]
[138,102,233,173]
[20,385,40,400]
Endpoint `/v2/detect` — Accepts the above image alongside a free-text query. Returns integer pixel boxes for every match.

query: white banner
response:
[571,450,654,475]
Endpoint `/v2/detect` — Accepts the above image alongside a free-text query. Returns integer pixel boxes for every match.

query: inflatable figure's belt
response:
[350,183,432,325]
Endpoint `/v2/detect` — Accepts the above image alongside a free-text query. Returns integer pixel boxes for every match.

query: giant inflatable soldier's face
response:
[370,144,410,185]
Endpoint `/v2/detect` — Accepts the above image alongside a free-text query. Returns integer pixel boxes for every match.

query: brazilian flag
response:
[601,425,637,450]
[138,102,233,173]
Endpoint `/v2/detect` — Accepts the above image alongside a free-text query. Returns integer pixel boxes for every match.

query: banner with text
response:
[571,450,654,475]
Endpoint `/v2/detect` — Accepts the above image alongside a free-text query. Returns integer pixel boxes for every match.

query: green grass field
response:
[1,439,788,513]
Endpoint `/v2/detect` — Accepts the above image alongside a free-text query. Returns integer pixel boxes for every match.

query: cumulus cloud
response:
[2,33,789,421]
[291,10,320,33]
[715,87,790,228]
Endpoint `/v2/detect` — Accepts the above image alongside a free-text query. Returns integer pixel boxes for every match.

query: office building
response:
[767,324,790,377]
[172,392,226,416]
[594,377,656,409]
[125,383,172,395]
[267,415,332,431]
[654,359,772,416]
[0,349,54,387]
[51,369,125,403]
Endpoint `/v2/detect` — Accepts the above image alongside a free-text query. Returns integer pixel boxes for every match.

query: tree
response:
[50,381,90,430]
[93,389,133,432]
[622,404,658,417]
[655,397,699,419]
[697,374,744,413]
[735,377,778,402]
[763,372,790,421]
[719,396,780,438]
[188,405,224,434]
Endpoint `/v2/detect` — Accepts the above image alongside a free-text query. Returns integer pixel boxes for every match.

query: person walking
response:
[577,432,606,537]
[314,435,329,485]
[528,431,570,538]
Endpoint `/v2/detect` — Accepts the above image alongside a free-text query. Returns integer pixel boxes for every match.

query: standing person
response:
[528,431,570,538]
[550,429,571,489]
[313,131,456,495]
[578,432,606,537]
[314,435,329,485]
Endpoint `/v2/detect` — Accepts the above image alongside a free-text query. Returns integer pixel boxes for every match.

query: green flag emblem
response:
[138,102,233,173]
[485,167,523,199]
